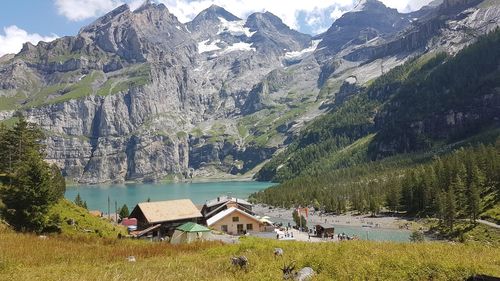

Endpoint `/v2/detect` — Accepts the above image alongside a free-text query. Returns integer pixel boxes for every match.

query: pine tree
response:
[50,164,66,202]
[436,191,446,223]
[74,193,84,208]
[119,204,130,219]
[445,182,457,231]
[386,179,401,213]
[369,196,381,217]
[1,150,56,233]
[467,165,484,223]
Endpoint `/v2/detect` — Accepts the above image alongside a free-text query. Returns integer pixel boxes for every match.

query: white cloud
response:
[157,0,433,29]
[54,0,124,21]
[128,0,147,10]
[51,0,434,34]
[0,26,58,57]
[159,0,352,30]
[330,7,346,21]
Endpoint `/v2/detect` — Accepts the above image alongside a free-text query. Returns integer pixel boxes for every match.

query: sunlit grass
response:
[48,200,128,239]
[0,226,499,281]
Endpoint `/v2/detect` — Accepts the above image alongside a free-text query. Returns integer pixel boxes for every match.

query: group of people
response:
[337,232,355,241]
[306,232,357,242]
[276,227,295,239]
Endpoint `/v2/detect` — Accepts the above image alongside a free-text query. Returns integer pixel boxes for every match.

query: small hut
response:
[315,224,335,238]
[170,222,212,244]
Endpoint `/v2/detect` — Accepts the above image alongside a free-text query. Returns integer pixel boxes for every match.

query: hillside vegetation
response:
[252,30,500,225]
[0,116,66,233]
[47,200,127,239]
[0,230,499,281]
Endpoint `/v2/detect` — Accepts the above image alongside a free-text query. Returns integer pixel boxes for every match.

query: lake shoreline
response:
[65,181,274,211]
[253,204,419,231]
[66,176,264,187]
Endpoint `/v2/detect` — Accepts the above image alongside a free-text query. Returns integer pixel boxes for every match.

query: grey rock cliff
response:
[0,0,498,183]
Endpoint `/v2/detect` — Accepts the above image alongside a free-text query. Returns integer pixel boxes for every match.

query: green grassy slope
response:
[0,64,151,111]
[47,199,127,239]
[0,234,499,281]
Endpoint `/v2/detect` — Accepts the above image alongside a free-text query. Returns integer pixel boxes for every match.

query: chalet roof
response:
[134,199,202,224]
[205,196,252,208]
[207,207,261,227]
[205,200,254,218]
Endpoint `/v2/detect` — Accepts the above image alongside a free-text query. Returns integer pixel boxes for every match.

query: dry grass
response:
[0,226,499,281]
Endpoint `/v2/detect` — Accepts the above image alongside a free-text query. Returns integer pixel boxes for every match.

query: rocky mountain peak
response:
[73,1,194,64]
[352,0,390,12]
[245,11,311,54]
[245,11,287,32]
[79,4,131,34]
[315,0,410,61]
[199,4,241,22]
[187,5,242,38]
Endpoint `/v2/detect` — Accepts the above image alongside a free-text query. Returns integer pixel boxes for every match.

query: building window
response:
[246,224,253,231]
[237,224,244,234]
[221,225,228,232]
[232,216,239,222]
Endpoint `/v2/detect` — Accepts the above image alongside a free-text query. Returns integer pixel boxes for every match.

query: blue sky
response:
[0,1,91,37]
[0,0,434,56]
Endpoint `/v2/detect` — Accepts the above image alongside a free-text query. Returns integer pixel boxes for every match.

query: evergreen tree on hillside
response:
[73,193,87,209]
[0,115,66,233]
[436,191,446,223]
[119,204,130,219]
[445,181,458,231]
[467,165,484,223]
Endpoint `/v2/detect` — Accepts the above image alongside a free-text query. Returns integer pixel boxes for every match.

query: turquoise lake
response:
[65,181,274,212]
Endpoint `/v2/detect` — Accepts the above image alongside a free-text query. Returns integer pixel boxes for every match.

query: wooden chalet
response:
[207,207,263,235]
[201,196,254,222]
[129,199,203,238]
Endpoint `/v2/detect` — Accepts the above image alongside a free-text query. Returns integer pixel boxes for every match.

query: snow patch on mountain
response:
[198,39,221,54]
[220,42,256,54]
[217,17,256,37]
[284,39,321,60]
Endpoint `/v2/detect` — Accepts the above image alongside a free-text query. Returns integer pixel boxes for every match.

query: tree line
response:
[251,141,500,230]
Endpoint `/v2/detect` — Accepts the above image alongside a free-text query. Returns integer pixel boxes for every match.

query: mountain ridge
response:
[0,0,498,184]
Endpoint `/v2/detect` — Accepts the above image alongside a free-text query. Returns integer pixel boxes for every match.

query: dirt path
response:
[476,219,500,229]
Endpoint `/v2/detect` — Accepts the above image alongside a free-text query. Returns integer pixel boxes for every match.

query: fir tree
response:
[74,193,84,208]
[445,182,458,231]
[467,165,484,223]
[0,116,65,233]
[119,204,130,219]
